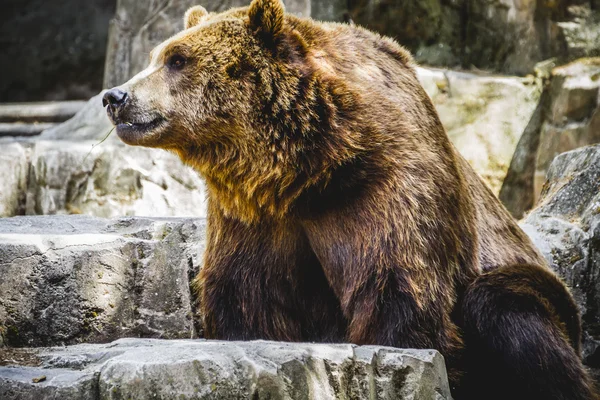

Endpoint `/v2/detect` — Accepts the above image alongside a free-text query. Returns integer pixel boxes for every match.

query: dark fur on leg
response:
[459,263,598,400]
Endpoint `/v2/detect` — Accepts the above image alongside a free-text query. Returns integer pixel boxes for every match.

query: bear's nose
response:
[102,88,128,109]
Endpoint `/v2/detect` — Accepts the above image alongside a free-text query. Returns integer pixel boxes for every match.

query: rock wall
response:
[418,67,540,194]
[103,0,198,89]
[338,0,571,75]
[0,0,116,102]
[5,0,600,104]
[501,58,600,218]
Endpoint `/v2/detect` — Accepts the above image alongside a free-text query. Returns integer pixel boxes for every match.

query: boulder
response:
[417,67,540,195]
[498,90,549,219]
[0,338,453,400]
[40,91,113,142]
[0,215,205,347]
[24,139,207,217]
[520,144,600,371]
[501,58,600,218]
[311,0,347,22]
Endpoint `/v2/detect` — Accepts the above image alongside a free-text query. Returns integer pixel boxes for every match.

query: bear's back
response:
[289,15,547,273]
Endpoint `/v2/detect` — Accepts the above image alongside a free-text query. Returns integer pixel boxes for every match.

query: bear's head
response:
[103,0,303,154]
[102,0,405,220]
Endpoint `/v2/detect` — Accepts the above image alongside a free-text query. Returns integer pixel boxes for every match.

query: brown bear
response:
[102,1,597,398]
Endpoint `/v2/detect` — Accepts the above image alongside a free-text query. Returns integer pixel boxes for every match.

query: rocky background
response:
[3,0,600,398]
[3,0,600,102]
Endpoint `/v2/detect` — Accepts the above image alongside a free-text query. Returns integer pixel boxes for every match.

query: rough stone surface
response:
[40,92,113,142]
[501,58,600,218]
[463,0,567,75]
[311,0,347,22]
[498,89,549,219]
[0,143,28,217]
[417,67,540,194]
[0,339,453,400]
[0,93,208,218]
[24,139,207,217]
[0,0,116,102]
[520,144,600,371]
[558,5,600,62]
[0,215,205,347]
[0,366,98,400]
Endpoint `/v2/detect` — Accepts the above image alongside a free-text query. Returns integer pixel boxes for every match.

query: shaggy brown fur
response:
[102,1,597,398]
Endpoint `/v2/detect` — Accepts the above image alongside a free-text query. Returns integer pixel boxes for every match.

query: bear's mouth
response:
[114,117,167,144]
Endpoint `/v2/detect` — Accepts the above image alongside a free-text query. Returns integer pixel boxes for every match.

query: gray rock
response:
[521,144,600,369]
[0,0,115,102]
[311,0,347,22]
[463,0,567,75]
[0,101,86,124]
[348,0,461,70]
[284,0,311,19]
[0,215,205,347]
[417,67,540,195]
[0,123,58,138]
[0,338,453,399]
[24,139,207,218]
[498,90,549,219]
[0,366,98,400]
[558,5,600,62]
[345,0,568,75]
[501,58,600,218]
[40,92,113,142]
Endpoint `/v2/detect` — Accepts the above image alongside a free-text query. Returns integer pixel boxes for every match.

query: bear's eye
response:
[167,54,187,70]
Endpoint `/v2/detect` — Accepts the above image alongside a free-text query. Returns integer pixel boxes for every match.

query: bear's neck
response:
[188,73,371,224]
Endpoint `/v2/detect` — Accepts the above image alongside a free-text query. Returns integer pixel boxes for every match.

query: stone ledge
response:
[0,338,452,400]
[0,215,206,347]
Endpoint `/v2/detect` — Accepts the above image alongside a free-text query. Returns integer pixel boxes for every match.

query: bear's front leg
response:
[301,195,473,378]
[197,205,346,342]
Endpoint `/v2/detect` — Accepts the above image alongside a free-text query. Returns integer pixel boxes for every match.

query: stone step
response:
[0,122,58,137]
[0,101,86,123]
[0,339,452,400]
[0,215,206,348]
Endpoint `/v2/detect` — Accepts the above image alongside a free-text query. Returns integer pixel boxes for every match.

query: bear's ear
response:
[185,5,209,29]
[247,0,285,40]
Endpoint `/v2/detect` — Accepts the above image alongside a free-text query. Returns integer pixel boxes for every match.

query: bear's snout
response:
[103,88,129,110]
